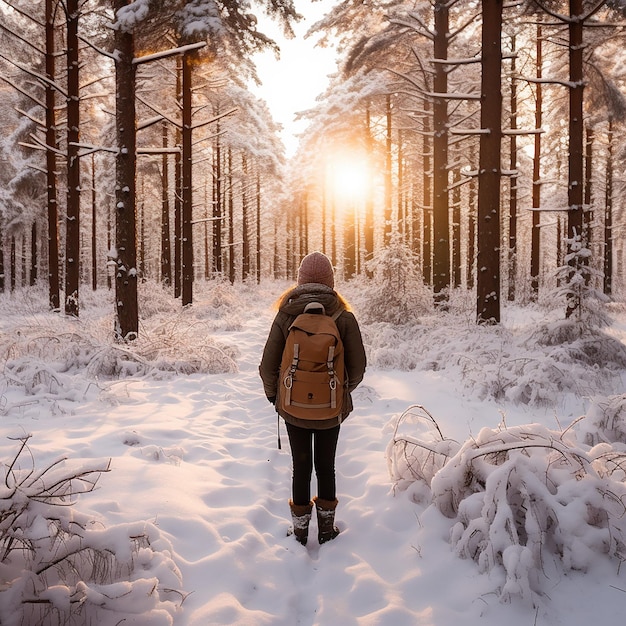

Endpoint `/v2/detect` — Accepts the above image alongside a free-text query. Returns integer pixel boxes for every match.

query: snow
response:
[1,280,626,625]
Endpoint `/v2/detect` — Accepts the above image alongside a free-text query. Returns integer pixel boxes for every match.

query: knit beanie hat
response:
[297,252,335,288]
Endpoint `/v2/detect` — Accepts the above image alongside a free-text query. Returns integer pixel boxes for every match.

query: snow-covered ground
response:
[1,279,626,625]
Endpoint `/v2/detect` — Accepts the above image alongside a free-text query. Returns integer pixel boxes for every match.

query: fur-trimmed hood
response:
[278,284,348,318]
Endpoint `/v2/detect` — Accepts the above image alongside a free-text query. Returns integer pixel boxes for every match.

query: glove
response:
[268,395,276,405]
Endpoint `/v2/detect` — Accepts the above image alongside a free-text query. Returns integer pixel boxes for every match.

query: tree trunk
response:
[65,0,80,316]
[139,180,145,279]
[45,0,60,310]
[467,142,477,290]
[584,124,593,286]
[203,181,210,279]
[397,130,404,240]
[452,166,461,288]
[604,118,614,295]
[256,170,261,283]
[181,50,194,305]
[508,34,518,301]
[213,112,223,276]
[174,58,182,298]
[242,153,250,280]
[384,94,393,242]
[422,99,432,285]
[91,154,97,290]
[364,104,374,274]
[530,24,543,297]
[0,227,4,292]
[565,0,585,318]
[30,222,37,286]
[161,122,172,285]
[228,147,235,284]
[344,201,356,279]
[476,0,503,324]
[113,1,138,340]
[432,0,450,305]
[10,236,15,292]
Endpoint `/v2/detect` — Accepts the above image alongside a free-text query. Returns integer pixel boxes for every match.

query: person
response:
[259,252,367,546]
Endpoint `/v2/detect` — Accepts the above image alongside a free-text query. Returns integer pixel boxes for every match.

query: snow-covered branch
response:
[133,41,207,65]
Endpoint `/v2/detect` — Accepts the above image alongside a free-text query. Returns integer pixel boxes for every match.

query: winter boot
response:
[289,500,313,546]
[313,497,340,544]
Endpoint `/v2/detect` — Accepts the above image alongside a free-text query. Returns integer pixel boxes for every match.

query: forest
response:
[4,3,626,624]
[1,0,626,336]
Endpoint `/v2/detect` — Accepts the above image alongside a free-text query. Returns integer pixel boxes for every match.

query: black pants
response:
[286,422,340,506]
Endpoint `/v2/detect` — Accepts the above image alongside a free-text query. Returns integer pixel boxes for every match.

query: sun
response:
[327,152,369,203]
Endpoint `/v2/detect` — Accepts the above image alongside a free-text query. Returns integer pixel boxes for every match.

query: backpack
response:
[278,303,346,421]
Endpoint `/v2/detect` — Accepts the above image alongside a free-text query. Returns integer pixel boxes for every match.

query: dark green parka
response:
[259,284,367,430]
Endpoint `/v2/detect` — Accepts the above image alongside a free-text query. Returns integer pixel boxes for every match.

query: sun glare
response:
[328,154,369,203]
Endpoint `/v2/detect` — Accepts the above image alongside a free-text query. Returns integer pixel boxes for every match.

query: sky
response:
[251,1,338,156]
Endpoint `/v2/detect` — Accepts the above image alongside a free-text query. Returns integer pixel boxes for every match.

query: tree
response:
[476,0,504,324]
[64,0,81,317]
[112,0,138,340]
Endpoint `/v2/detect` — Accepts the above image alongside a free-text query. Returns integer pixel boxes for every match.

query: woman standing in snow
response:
[259,252,367,546]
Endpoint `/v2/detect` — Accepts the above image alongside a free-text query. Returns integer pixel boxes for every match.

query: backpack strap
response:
[283,342,299,407]
[327,345,337,408]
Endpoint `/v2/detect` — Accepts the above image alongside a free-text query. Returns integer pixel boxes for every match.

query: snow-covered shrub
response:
[386,405,460,500]
[388,414,626,604]
[360,323,426,371]
[356,237,432,325]
[0,284,239,397]
[360,293,625,402]
[577,394,626,447]
[0,438,183,625]
[523,319,626,369]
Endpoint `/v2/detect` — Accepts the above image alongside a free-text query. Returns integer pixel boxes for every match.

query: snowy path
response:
[4,298,626,625]
[48,308,436,625]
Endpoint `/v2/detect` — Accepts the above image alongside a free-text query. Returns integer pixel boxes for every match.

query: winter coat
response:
[259,284,367,430]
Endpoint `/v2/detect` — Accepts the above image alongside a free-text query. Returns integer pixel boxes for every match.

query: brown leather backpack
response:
[278,304,345,421]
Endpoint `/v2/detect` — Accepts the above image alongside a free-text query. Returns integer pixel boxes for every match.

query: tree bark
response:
[91,155,97,290]
[45,0,60,310]
[530,24,543,297]
[604,118,613,295]
[422,98,432,286]
[476,0,503,324]
[65,0,80,316]
[174,58,182,298]
[113,1,138,340]
[364,104,374,275]
[161,122,172,285]
[181,50,194,305]
[452,165,461,288]
[256,170,261,283]
[212,110,223,276]
[30,222,37,286]
[227,147,235,284]
[384,94,393,242]
[0,226,4,292]
[508,34,518,301]
[432,0,451,305]
[242,153,250,280]
[565,0,585,318]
